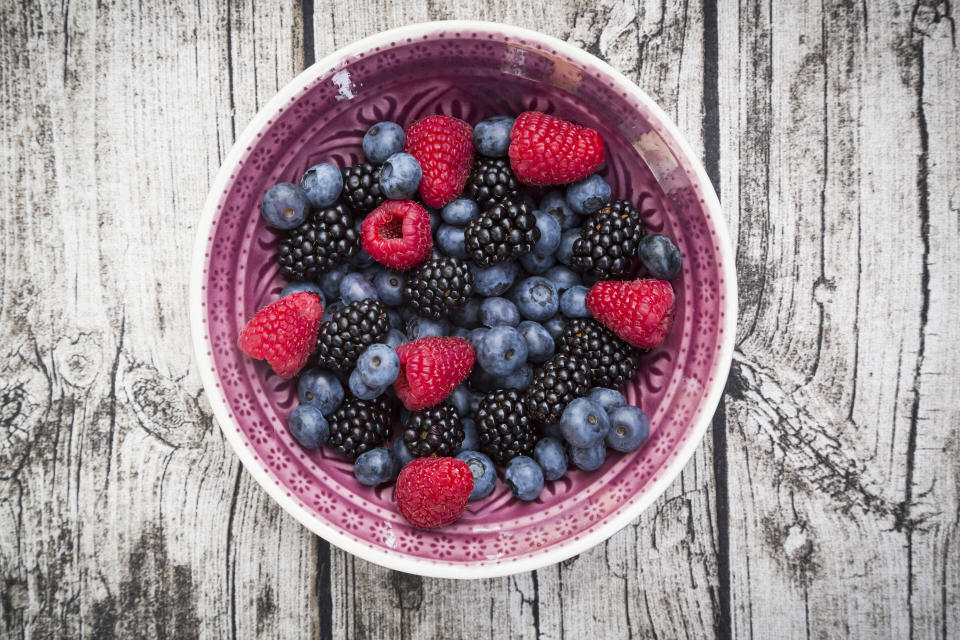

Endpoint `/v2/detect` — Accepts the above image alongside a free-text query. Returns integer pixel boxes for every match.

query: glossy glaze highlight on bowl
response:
[191,21,735,578]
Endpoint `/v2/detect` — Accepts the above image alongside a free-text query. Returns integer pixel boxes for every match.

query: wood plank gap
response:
[702,0,730,637]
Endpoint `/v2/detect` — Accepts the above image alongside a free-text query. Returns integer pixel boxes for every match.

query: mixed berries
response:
[238,111,684,530]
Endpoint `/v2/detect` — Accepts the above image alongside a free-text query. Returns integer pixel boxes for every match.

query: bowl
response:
[190,21,736,578]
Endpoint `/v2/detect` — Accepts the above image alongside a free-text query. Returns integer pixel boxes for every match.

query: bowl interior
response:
[197,25,730,575]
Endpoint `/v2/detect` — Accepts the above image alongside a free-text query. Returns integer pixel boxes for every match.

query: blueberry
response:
[441,198,480,226]
[473,261,519,296]
[391,437,416,471]
[542,423,564,440]
[569,441,606,471]
[357,343,400,388]
[400,305,417,323]
[449,385,474,417]
[467,327,489,350]
[638,234,682,280]
[386,309,404,329]
[543,315,568,341]
[280,281,325,305]
[556,228,582,266]
[319,265,349,299]
[559,285,590,318]
[512,277,559,322]
[351,247,376,268]
[449,297,482,328]
[436,224,468,259]
[535,437,568,481]
[519,252,555,274]
[349,369,387,400]
[300,163,343,208]
[532,210,562,257]
[565,174,611,215]
[472,115,515,157]
[360,265,382,282]
[456,450,497,501]
[354,447,395,486]
[560,397,610,448]
[605,405,650,452]
[406,316,449,339]
[480,297,521,327]
[451,326,472,340]
[540,190,580,229]
[340,272,378,303]
[505,456,545,501]
[288,405,329,449]
[297,369,344,415]
[458,417,479,452]
[384,328,408,350]
[261,182,309,229]
[517,320,555,363]
[588,387,627,415]
[322,300,344,322]
[499,363,533,390]
[544,265,582,293]
[429,210,442,234]
[373,270,405,306]
[477,325,528,376]
[379,152,422,199]
[362,121,405,164]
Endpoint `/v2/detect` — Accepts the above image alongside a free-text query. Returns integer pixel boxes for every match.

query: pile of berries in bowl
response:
[240,110,682,530]
[193,23,734,578]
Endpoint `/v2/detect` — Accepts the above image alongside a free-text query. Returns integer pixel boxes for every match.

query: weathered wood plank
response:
[715,0,958,636]
[0,1,318,638]
[906,2,960,637]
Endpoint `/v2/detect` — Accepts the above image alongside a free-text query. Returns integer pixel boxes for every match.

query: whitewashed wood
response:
[717,0,960,637]
[1,0,958,638]
[906,2,960,637]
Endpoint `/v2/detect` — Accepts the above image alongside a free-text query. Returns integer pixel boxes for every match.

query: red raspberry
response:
[405,115,474,208]
[395,457,474,529]
[237,292,323,378]
[394,337,475,410]
[361,200,433,270]
[508,111,605,186]
[584,279,676,349]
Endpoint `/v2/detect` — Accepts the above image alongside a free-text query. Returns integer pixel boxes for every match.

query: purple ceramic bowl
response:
[191,21,735,578]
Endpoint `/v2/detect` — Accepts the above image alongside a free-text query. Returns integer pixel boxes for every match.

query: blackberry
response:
[524,354,592,425]
[403,257,475,319]
[402,403,464,457]
[557,318,640,389]
[276,202,360,281]
[463,197,540,267]
[341,162,386,214]
[570,200,646,278]
[462,156,520,212]
[315,299,391,373]
[327,394,394,460]
[475,389,536,465]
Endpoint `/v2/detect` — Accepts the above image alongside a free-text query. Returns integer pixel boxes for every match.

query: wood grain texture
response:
[0,0,956,638]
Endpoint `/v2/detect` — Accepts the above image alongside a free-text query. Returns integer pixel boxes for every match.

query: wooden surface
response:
[0,0,957,637]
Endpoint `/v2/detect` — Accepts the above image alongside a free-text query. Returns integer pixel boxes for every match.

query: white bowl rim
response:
[190,19,737,579]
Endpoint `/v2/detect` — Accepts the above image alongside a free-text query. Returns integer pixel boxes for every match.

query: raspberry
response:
[394,337,476,411]
[584,279,676,349]
[361,200,433,270]
[508,112,604,186]
[405,115,474,208]
[395,457,474,529]
[237,292,323,378]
